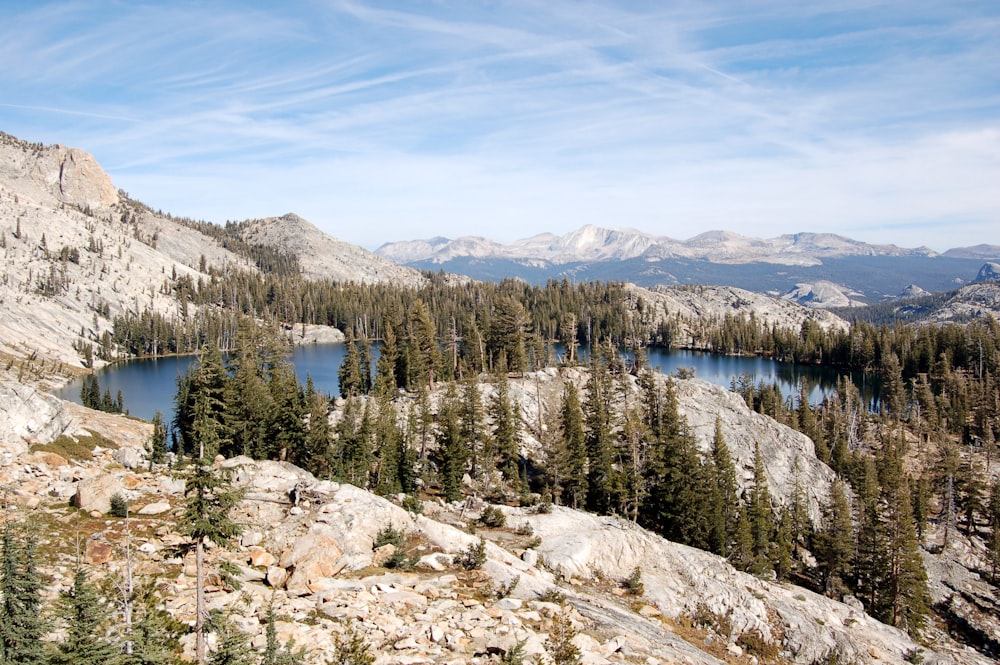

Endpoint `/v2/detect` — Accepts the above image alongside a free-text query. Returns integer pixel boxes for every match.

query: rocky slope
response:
[633,284,849,338]
[0,131,422,383]
[237,213,425,286]
[781,281,867,309]
[0,381,994,665]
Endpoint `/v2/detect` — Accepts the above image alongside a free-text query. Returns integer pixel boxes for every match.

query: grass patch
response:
[33,431,119,461]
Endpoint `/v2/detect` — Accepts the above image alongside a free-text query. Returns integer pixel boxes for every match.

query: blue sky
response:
[2,1,998,251]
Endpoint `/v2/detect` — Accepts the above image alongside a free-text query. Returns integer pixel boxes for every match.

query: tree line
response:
[167,314,1000,639]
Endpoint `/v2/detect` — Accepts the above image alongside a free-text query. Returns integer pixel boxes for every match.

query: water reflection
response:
[55,344,877,423]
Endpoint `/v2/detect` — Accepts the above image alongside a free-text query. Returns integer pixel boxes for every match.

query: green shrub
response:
[545,614,581,665]
[401,495,423,514]
[373,525,403,549]
[479,505,507,528]
[384,548,419,571]
[536,588,566,604]
[109,492,129,518]
[456,539,487,570]
[620,567,644,596]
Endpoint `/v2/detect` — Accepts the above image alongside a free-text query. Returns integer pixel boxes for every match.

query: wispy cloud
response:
[1,0,997,251]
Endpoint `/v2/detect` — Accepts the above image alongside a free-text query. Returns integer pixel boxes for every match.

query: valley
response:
[1,132,999,665]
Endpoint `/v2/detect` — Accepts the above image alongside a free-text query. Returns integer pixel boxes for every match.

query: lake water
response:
[55,344,876,423]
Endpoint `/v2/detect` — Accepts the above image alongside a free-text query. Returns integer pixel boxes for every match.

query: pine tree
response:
[708,417,738,556]
[455,376,482,481]
[555,382,588,509]
[407,300,439,391]
[748,442,774,575]
[50,566,121,665]
[877,442,931,636]
[338,329,364,398]
[853,457,886,612]
[0,520,47,665]
[125,582,182,665]
[267,362,305,462]
[374,324,400,397]
[181,459,244,664]
[262,601,301,665]
[149,411,169,468]
[206,612,253,665]
[584,356,615,514]
[641,418,710,548]
[222,339,272,459]
[487,296,528,375]
[298,377,332,478]
[988,478,1000,582]
[436,382,466,502]
[729,504,755,572]
[814,480,853,597]
[489,369,521,487]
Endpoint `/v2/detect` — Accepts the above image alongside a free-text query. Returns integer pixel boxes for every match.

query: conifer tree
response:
[646,421,711,549]
[489,368,521,487]
[125,581,182,665]
[50,566,121,665]
[371,391,412,496]
[554,382,587,509]
[584,353,616,514]
[457,376,483,480]
[814,480,853,597]
[881,476,930,636]
[708,417,738,556]
[149,411,169,468]
[206,612,253,665]
[374,324,400,397]
[987,478,1000,582]
[853,457,886,612]
[436,382,466,502]
[729,504,755,572]
[299,378,332,478]
[222,339,272,459]
[338,329,363,398]
[748,442,774,575]
[407,300,439,391]
[181,457,244,664]
[0,519,46,665]
[875,441,930,635]
[262,601,301,665]
[487,296,528,375]
[267,363,305,462]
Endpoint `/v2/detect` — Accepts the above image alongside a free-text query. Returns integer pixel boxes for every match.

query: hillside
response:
[2,378,995,665]
[0,131,423,384]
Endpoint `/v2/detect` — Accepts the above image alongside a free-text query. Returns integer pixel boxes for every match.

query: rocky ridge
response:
[0,132,418,384]
[376,225,939,268]
[237,213,425,287]
[635,284,849,337]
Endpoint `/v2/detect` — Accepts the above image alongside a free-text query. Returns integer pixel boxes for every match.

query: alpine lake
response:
[55,344,879,423]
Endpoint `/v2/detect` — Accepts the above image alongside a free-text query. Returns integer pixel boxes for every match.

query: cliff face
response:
[0,132,119,211]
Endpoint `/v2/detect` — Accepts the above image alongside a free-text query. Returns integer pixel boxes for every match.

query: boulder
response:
[280,524,346,597]
[137,501,171,515]
[0,381,70,458]
[72,473,123,513]
[113,446,145,469]
[84,538,113,565]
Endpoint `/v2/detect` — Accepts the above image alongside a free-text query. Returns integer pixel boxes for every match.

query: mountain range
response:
[376,226,1000,308]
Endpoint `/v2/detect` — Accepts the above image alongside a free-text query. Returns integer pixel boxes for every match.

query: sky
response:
[1,1,998,252]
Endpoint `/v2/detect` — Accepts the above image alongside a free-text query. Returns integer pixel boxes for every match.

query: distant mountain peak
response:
[975,262,1000,283]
